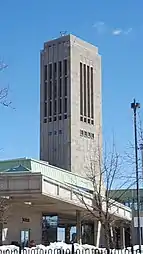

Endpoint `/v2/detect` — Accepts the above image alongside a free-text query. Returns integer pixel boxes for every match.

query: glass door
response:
[20,229,30,248]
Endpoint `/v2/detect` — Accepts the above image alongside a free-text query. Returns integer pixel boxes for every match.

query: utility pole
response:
[131,99,141,250]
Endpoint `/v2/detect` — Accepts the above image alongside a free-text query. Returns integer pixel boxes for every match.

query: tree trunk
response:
[103,222,112,249]
[0,222,3,246]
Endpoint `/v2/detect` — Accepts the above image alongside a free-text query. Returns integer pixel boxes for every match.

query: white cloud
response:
[93,21,105,28]
[124,28,132,35]
[112,29,122,36]
[112,27,132,36]
[93,21,106,34]
[93,21,133,37]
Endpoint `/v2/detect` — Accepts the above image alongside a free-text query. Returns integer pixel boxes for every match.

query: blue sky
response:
[0,0,143,161]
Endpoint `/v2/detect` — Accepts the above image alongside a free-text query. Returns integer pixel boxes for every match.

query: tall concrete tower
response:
[40,34,102,177]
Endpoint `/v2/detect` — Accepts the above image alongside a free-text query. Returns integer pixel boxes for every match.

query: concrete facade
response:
[40,34,102,177]
[0,159,132,247]
[5,205,42,244]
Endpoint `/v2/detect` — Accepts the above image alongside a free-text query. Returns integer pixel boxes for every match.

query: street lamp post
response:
[131,99,141,250]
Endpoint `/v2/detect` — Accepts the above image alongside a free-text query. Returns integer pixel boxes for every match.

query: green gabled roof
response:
[0,157,93,191]
[4,164,30,173]
[0,157,31,172]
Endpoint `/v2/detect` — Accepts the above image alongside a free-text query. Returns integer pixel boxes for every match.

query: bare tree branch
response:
[0,196,11,245]
[74,135,133,249]
[0,61,12,108]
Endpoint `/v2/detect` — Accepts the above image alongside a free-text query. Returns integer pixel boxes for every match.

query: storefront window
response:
[57,227,65,241]
[42,215,58,245]
[42,214,76,244]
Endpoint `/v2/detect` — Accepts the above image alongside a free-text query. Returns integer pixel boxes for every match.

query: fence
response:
[0,246,141,254]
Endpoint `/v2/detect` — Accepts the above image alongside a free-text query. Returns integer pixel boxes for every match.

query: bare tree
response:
[0,196,11,245]
[137,114,143,173]
[0,61,12,245]
[0,61,11,107]
[75,138,134,249]
[124,112,143,181]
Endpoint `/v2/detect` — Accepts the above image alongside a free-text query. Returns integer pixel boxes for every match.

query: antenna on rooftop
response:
[60,31,67,37]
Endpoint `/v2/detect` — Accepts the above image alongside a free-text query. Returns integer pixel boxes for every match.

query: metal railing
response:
[0,245,142,254]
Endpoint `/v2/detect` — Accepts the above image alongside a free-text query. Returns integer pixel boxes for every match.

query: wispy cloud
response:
[93,21,105,28]
[112,29,122,36]
[93,21,133,37]
[124,28,132,35]
[112,27,132,36]
[93,21,106,34]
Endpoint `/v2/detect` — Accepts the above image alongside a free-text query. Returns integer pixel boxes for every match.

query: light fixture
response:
[24,201,32,205]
